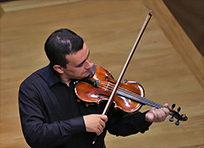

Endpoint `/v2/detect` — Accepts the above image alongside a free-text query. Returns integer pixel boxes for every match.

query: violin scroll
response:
[169,104,188,126]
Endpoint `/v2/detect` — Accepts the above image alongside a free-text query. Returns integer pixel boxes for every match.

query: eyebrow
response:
[76,50,90,67]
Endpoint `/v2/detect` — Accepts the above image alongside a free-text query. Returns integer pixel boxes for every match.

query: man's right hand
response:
[83,114,108,136]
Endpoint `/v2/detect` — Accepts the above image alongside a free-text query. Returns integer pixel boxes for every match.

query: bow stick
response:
[92,10,153,144]
[102,10,152,115]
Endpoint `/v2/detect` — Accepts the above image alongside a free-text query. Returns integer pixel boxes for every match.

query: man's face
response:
[62,43,93,80]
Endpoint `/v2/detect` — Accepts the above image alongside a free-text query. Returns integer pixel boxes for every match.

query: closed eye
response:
[76,50,90,67]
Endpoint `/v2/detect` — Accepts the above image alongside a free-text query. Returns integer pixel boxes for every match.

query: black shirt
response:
[18,64,152,148]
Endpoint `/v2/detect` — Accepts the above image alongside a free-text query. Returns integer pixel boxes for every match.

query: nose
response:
[85,58,93,69]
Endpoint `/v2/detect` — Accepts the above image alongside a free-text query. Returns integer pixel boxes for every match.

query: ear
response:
[53,65,64,74]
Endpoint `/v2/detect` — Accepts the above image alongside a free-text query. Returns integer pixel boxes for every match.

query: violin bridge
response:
[104,82,111,92]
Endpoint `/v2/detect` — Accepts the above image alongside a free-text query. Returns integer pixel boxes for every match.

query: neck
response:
[63,79,71,86]
[60,75,71,86]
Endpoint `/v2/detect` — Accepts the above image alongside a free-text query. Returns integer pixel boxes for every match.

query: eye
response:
[77,63,83,67]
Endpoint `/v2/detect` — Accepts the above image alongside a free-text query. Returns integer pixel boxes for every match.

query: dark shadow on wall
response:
[0,0,16,2]
[163,0,204,57]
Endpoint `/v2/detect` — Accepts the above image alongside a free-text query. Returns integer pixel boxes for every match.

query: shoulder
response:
[18,65,52,104]
[20,65,49,89]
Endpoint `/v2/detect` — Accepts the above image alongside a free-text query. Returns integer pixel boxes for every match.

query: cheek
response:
[64,66,86,78]
[72,68,85,75]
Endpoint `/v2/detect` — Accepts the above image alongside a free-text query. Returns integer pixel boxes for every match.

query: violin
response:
[75,64,188,126]
[76,10,188,144]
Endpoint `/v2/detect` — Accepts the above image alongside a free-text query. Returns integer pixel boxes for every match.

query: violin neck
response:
[117,88,164,109]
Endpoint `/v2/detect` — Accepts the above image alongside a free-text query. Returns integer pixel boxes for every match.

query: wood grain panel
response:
[1,1,203,148]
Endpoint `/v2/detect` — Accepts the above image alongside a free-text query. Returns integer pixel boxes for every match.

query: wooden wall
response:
[0,0,203,148]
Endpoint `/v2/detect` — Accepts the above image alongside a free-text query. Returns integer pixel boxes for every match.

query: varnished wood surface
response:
[0,0,204,148]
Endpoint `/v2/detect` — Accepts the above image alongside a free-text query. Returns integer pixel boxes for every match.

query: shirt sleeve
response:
[106,107,152,136]
[19,81,86,148]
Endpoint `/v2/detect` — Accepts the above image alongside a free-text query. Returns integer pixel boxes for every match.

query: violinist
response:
[18,28,169,148]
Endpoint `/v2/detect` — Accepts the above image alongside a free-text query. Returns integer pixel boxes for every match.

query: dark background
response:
[163,0,204,57]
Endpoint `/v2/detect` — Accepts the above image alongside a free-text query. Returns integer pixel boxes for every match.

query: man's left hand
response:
[145,103,170,122]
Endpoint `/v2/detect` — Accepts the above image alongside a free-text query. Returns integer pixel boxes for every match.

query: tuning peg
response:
[175,120,180,126]
[174,106,181,125]
[177,107,181,112]
[169,116,174,122]
[169,104,175,122]
[171,104,176,109]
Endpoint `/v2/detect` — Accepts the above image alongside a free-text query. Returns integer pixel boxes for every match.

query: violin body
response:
[75,65,145,113]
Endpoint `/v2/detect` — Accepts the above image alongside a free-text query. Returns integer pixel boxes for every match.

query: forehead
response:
[66,43,89,66]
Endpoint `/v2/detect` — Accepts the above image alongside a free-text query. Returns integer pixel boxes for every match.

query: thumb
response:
[145,111,154,122]
[100,115,108,122]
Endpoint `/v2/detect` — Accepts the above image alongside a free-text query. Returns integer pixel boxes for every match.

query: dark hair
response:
[44,28,84,68]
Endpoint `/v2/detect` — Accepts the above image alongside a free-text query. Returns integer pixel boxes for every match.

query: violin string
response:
[98,81,163,109]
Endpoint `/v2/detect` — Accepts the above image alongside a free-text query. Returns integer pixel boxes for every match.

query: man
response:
[19,28,169,148]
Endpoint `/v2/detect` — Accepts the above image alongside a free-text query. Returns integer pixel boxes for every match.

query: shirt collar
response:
[46,64,62,87]
[46,63,96,87]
